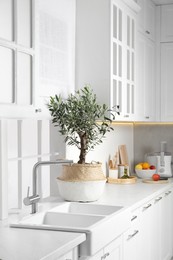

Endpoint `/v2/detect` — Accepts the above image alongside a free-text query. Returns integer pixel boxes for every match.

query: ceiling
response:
[152,0,173,5]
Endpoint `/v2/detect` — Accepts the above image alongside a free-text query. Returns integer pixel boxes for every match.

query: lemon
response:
[135,164,143,170]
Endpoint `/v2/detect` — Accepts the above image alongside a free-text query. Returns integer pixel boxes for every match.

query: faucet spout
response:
[23,159,73,214]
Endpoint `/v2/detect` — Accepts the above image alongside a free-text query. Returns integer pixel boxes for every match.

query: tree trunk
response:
[78,133,87,164]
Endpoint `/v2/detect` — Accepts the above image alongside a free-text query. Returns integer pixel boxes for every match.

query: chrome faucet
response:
[23,159,73,214]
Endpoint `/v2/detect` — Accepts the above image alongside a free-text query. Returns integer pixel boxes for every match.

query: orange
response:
[142,162,150,169]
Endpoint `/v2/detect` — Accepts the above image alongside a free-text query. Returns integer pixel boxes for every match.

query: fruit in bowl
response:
[135,162,156,179]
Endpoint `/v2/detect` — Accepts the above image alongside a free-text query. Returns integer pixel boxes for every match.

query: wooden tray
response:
[107,176,137,184]
[142,179,169,184]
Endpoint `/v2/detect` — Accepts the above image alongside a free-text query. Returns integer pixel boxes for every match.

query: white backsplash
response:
[134,124,173,166]
[2,120,173,220]
[0,119,53,219]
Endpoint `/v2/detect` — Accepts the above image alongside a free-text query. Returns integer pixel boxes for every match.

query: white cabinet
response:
[158,5,173,122]
[135,0,156,122]
[123,187,173,260]
[137,0,156,41]
[160,43,173,121]
[37,0,76,116]
[139,201,154,260]
[161,4,173,43]
[160,189,173,260]
[76,0,139,121]
[59,247,78,260]
[80,235,122,260]
[0,0,35,118]
[123,209,140,260]
[136,32,156,121]
[0,0,76,118]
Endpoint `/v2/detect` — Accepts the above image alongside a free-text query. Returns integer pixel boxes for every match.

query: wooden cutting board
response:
[142,179,169,184]
[118,145,129,165]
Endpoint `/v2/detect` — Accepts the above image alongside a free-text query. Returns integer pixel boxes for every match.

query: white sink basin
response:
[19,211,104,229]
[48,202,122,216]
[11,202,130,256]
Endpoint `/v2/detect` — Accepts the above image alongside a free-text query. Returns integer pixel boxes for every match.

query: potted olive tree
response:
[48,85,118,201]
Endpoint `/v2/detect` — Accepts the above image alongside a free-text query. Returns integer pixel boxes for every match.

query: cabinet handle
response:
[143,203,152,210]
[101,252,110,259]
[145,30,150,34]
[127,230,139,240]
[124,115,129,118]
[145,116,150,119]
[165,191,172,196]
[131,215,137,221]
[155,197,162,202]
[35,108,42,113]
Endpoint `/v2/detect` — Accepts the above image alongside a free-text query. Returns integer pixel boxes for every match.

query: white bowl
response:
[57,178,106,202]
[135,169,156,179]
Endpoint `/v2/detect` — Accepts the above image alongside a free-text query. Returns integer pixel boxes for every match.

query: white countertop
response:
[1,178,173,260]
[0,226,85,260]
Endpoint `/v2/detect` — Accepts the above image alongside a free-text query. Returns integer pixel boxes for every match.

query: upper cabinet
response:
[135,0,156,122]
[136,32,156,121]
[0,0,35,118]
[161,5,173,42]
[36,0,76,117]
[0,0,76,118]
[76,0,140,121]
[159,5,173,121]
[136,0,156,41]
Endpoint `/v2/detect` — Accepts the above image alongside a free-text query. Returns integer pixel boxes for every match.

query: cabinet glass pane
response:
[127,50,130,80]
[0,46,14,103]
[127,16,130,47]
[131,84,134,113]
[17,52,32,105]
[113,43,117,76]
[127,83,130,113]
[119,9,122,41]
[113,80,122,112]
[17,0,32,47]
[0,0,14,41]
[132,19,135,49]
[131,52,134,81]
[118,81,122,113]
[113,5,117,39]
[118,45,122,77]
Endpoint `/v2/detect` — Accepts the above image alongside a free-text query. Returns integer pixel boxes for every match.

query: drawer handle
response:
[145,30,150,34]
[124,115,129,118]
[145,116,150,119]
[101,252,110,259]
[155,197,162,202]
[165,191,172,196]
[127,230,139,240]
[131,215,137,221]
[143,203,152,210]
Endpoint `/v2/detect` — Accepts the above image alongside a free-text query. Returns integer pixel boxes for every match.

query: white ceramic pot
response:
[56,178,106,202]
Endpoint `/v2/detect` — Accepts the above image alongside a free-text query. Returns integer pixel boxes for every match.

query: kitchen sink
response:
[48,202,123,216]
[11,202,130,256]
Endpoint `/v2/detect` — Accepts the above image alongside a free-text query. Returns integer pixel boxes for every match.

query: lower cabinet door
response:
[123,227,140,260]
[105,235,122,260]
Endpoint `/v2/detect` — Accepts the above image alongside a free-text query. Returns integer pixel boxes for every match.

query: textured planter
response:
[57,163,106,202]
[57,178,106,202]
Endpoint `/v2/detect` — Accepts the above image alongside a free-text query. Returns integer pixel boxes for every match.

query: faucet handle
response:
[23,186,40,206]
